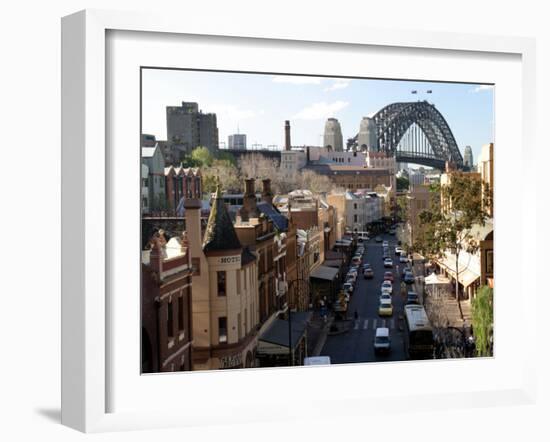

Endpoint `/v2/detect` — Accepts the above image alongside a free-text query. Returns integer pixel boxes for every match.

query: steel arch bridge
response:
[347,101,463,170]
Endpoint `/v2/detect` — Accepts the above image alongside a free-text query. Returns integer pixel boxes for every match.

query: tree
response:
[471,285,493,356]
[396,176,410,191]
[190,146,214,167]
[202,159,241,194]
[414,173,490,318]
[295,169,333,194]
[239,153,279,180]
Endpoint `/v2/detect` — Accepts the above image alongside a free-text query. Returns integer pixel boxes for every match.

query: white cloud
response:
[272,75,322,85]
[471,85,493,93]
[293,101,349,120]
[324,79,352,92]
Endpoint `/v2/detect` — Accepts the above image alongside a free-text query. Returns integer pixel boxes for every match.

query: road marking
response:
[363,319,369,329]
[354,320,359,330]
[372,319,378,330]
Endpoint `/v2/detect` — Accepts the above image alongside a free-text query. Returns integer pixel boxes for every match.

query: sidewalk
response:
[306,311,334,357]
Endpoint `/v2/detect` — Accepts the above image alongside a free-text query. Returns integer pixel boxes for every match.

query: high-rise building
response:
[166,101,219,153]
[464,145,474,169]
[323,118,343,151]
[228,133,247,150]
[357,117,378,151]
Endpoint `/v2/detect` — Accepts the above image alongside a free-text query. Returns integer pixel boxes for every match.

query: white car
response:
[395,246,403,255]
[343,282,354,294]
[379,292,392,303]
[399,254,408,263]
[384,258,393,268]
[382,240,389,248]
[346,272,357,282]
[381,281,393,294]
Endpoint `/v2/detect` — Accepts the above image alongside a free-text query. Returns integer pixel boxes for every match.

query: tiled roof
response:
[257,202,288,232]
[202,185,242,253]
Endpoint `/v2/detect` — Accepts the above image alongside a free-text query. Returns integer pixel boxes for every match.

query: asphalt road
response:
[320,233,410,364]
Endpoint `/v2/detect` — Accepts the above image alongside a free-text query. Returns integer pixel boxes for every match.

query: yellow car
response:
[378,300,393,317]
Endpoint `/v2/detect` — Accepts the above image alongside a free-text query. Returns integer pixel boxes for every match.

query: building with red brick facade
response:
[141,232,193,373]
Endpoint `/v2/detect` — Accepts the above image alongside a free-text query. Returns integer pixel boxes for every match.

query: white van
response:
[303,356,331,366]
[373,327,391,354]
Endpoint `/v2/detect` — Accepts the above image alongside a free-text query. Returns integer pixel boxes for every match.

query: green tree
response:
[471,285,493,356]
[414,173,490,318]
[396,176,409,191]
[190,146,214,167]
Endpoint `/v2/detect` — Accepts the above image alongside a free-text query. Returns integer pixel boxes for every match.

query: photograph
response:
[140,69,494,373]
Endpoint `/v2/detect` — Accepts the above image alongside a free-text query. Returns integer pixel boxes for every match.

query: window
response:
[237,270,241,294]
[178,295,184,333]
[237,313,242,340]
[486,250,494,274]
[354,214,358,223]
[354,203,357,210]
[167,300,174,338]
[217,271,226,296]
[192,257,201,276]
[218,317,228,343]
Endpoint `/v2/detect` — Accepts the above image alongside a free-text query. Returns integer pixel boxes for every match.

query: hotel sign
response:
[219,353,242,369]
[212,254,241,269]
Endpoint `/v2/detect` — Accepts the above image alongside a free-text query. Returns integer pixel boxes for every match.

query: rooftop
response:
[202,185,242,253]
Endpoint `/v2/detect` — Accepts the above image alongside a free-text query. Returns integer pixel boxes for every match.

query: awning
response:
[310,265,339,281]
[323,259,343,268]
[257,312,312,353]
[437,254,480,288]
[425,273,451,285]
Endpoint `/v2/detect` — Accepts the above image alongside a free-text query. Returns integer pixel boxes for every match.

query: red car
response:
[383,271,394,282]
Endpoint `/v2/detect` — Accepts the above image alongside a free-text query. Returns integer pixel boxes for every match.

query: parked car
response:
[399,252,408,263]
[343,282,354,294]
[389,229,396,235]
[384,258,393,268]
[383,271,394,282]
[403,271,415,284]
[378,299,393,316]
[363,268,374,279]
[382,240,389,248]
[395,246,403,255]
[375,236,382,242]
[351,256,362,266]
[406,292,420,305]
[379,292,392,303]
[373,327,391,354]
[362,262,371,269]
[346,273,357,283]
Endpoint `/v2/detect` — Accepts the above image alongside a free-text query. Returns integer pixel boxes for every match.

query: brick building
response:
[141,231,193,373]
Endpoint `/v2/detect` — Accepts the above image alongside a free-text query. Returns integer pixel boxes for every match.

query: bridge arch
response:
[348,101,463,169]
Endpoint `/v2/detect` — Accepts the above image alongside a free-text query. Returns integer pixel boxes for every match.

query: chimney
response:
[306,146,310,163]
[284,120,291,151]
[149,237,163,274]
[183,174,203,258]
[243,178,258,219]
[262,178,274,205]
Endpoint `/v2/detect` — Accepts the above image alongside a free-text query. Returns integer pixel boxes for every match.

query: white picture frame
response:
[61,9,537,433]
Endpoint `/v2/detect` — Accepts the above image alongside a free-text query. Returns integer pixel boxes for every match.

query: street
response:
[320,233,408,363]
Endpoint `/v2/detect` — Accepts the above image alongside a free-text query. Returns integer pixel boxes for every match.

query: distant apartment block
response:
[166,101,219,154]
[228,133,247,150]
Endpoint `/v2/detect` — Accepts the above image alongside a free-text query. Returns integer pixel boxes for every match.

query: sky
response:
[141,69,494,164]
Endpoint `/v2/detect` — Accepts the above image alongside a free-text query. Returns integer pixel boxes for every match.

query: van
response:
[374,327,391,353]
[303,356,331,366]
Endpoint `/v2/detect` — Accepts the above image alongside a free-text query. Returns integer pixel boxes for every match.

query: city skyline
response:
[142,69,494,163]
